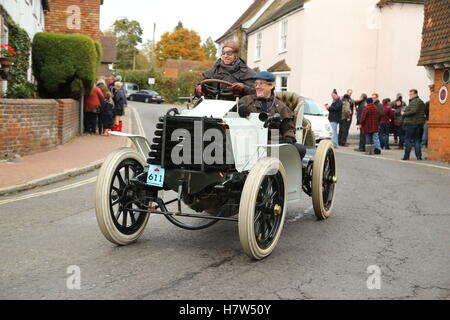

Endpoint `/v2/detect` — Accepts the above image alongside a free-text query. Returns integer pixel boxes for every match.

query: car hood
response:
[304,114,330,129]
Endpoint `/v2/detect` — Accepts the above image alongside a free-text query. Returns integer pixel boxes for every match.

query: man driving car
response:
[195,40,256,100]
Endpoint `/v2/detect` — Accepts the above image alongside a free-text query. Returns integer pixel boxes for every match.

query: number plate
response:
[146,165,165,187]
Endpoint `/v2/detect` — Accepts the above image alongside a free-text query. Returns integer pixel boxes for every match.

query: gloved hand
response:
[231,82,245,95]
[194,85,204,97]
[238,105,251,118]
[268,118,281,130]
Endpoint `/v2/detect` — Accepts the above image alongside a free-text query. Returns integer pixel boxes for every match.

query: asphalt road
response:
[0,101,449,300]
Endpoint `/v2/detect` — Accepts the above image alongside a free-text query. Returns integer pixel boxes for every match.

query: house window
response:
[0,15,8,45]
[280,19,288,53]
[255,32,262,61]
[275,73,289,92]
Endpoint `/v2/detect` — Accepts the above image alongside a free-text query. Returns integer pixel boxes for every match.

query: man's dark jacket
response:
[203,58,256,99]
[328,99,342,123]
[239,94,295,139]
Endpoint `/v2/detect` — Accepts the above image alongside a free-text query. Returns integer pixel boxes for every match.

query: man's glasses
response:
[221,50,237,56]
[255,81,270,87]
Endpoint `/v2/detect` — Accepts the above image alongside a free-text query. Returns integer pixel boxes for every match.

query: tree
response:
[112,18,143,70]
[155,28,205,67]
[202,37,217,62]
[135,51,151,70]
[141,39,155,69]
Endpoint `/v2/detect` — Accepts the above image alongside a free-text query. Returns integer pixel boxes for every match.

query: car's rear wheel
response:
[145,98,150,103]
[95,148,150,245]
[312,140,337,220]
[239,157,287,260]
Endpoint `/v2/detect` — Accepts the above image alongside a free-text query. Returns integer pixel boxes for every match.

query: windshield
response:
[304,99,325,116]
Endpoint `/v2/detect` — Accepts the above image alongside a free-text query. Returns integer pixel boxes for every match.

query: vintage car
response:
[95,80,337,260]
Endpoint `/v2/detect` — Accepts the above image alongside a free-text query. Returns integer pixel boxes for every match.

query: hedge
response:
[32,33,102,99]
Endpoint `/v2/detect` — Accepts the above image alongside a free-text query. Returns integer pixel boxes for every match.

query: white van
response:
[124,82,139,99]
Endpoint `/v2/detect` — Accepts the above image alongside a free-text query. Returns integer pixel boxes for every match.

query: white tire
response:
[239,157,287,260]
[312,140,337,220]
[95,148,150,245]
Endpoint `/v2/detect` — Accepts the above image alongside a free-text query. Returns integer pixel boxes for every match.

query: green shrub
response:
[7,82,37,99]
[5,21,33,98]
[32,32,101,99]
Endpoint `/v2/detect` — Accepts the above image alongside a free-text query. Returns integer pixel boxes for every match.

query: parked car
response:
[124,82,140,99]
[128,90,165,104]
[303,98,332,143]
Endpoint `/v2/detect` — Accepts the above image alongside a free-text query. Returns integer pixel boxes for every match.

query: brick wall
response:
[0,99,80,159]
[428,68,450,162]
[57,99,80,145]
[45,0,102,41]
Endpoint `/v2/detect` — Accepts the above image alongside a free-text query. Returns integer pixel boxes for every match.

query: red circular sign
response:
[438,86,448,105]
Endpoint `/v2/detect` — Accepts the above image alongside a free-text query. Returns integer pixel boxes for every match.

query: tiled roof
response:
[247,0,304,34]
[216,0,270,42]
[100,35,117,63]
[377,0,424,7]
[268,59,291,72]
[418,0,450,66]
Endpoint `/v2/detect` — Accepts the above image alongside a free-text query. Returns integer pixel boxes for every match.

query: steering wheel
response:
[200,79,234,98]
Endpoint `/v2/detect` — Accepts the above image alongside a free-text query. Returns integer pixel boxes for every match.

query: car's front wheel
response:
[238,157,287,260]
[95,148,150,245]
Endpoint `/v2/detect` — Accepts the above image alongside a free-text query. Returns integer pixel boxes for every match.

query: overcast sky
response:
[100,0,254,46]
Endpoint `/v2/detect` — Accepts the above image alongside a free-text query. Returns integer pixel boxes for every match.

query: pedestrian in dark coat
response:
[113,82,127,132]
[355,93,368,151]
[401,89,426,160]
[379,98,394,150]
[325,89,342,148]
[361,98,381,153]
[195,40,256,101]
[100,91,114,136]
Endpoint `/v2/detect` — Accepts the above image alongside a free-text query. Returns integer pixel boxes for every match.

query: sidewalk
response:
[0,109,134,196]
[336,135,450,169]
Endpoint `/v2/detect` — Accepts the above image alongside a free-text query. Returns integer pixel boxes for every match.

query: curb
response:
[0,108,137,197]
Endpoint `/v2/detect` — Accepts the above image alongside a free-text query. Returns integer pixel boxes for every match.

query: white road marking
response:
[128,105,146,136]
[0,177,97,206]
[336,149,450,171]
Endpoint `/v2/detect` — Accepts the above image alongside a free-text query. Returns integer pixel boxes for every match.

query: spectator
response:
[100,91,114,136]
[372,93,384,121]
[325,89,343,148]
[391,94,406,144]
[380,98,394,150]
[113,82,127,132]
[422,101,430,147]
[393,98,407,149]
[84,85,104,134]
[96,82,110,135]
[355,93,368,152]
[361,98,381,154]
[401,89,426,161]
[338,94,353,147]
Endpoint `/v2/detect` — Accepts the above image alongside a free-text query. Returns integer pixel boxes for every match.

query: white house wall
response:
[0,0,45,40]
[376,3,428,101]
[247,0,428,108]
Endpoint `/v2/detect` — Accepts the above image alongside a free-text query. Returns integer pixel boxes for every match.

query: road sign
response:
[148,78,155,85]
